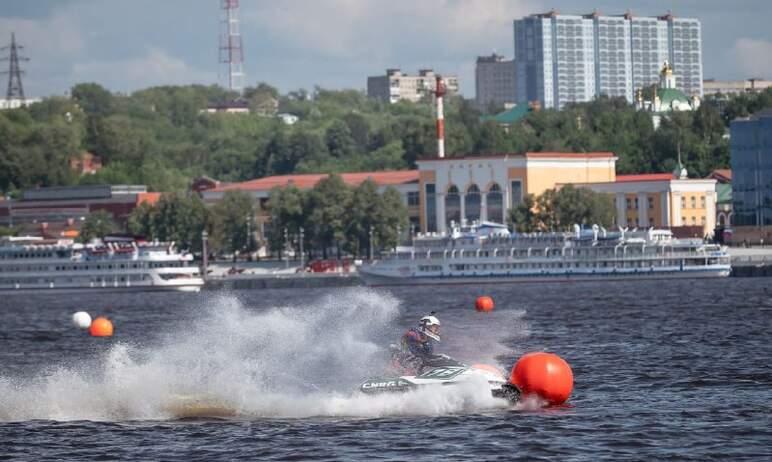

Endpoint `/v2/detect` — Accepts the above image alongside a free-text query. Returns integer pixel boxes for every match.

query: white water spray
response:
[0,288,528,421]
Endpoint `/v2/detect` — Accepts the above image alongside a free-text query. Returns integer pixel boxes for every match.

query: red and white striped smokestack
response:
[435,75,446,159]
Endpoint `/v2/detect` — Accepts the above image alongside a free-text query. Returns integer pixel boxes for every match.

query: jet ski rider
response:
[393,313,443,374]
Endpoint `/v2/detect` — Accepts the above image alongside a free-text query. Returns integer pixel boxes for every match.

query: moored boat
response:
[0,236,204,293]
[358,222,731,286]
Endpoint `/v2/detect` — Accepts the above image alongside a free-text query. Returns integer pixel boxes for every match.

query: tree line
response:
[3,82,771,197]
[76,175,408,260]
[266,176,408,259]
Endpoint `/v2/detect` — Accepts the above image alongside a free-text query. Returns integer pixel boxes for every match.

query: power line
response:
[0,33,29,101]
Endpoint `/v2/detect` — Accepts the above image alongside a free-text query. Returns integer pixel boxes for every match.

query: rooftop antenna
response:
[1,33,29,101]
[219,0,245,94]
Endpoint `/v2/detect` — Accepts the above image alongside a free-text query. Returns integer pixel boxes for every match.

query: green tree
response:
[535,188,558,231]
[508,194,538,232]
[128,201,156,237]
[343,112,370,150]
[71,83,115,117]
[346,179,381,257]
[244,82,279,115]
[475,120,509,153]
[375,186,409,251]
[306,174,352,257]
[78,210,117,242]
[552,185,615,229]
[210,190,255,255]
[272,129,327,175]
[127,195,208,251]
[262,128,290,175]
[93,114,154,164]
[357,141,406,171]
[266,185,307,254]
[325,120,356,158]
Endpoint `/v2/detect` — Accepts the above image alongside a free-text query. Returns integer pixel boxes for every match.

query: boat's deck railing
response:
[388,247,728,262]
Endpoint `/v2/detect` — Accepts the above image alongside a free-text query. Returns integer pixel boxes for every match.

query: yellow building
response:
[416,153,717,237]
[416,152,617,233]
[577,173,718,237]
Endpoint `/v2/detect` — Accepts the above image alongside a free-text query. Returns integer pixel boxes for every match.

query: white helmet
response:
[419,314,441,342]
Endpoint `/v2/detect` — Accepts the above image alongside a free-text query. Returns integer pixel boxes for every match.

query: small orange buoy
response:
[89,316,114,337]
[475,296,495,312]
[510,352,573,405]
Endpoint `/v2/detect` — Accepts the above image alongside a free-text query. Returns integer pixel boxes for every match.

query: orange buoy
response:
[510,352,573,405]
[89,316,114,337]
[475,296,495,312]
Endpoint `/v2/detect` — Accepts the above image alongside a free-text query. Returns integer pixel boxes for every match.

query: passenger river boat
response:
[358,222,731,285]
[0,236,204,293]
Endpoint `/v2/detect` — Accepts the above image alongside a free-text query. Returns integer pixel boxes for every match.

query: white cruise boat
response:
[0,236,204,293]
[359,222,731,286]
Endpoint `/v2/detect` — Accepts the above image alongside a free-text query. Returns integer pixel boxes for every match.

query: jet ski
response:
[359,354,520,404]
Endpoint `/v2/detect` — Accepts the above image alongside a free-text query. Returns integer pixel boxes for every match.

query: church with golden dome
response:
[636,61,701,129]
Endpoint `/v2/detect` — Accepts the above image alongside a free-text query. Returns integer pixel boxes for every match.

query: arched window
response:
[465,184,481,223]
[445,185,461,227]
[487,183,503,224]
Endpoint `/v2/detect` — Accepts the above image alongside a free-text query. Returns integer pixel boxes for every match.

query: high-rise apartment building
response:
[475,54,516,112]
[514,10,702,109]
[367,69,459,104]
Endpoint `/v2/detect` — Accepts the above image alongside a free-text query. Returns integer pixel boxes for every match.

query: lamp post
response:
[284,227,289,269]
[245,213,252,257]
[201,230,209,281]
[299,227,305,272]
[369,225,374,261]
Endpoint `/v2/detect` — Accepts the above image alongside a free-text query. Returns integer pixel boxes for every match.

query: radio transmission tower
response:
[219,0,245,94]
[1,33,29,101]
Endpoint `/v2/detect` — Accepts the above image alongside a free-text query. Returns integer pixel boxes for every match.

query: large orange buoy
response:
[510,352,573,405]
[475,296,495,312]
[89,316,114,337]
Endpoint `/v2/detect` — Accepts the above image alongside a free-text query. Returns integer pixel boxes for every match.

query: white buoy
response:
[72,311,92,329]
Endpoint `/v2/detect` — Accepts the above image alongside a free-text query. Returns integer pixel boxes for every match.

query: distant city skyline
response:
[1,0,771,98]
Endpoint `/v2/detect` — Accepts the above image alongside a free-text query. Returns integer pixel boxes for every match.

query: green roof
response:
[480,105,530,125]
[717,183,732,204]
[657,88,690,105]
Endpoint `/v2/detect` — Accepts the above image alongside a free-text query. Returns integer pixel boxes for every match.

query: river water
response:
[0,278,770,460]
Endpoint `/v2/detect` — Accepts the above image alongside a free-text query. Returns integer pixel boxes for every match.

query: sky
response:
[1,0,771,98]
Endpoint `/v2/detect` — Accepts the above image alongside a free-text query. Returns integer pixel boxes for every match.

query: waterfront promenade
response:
[201,247,772,290]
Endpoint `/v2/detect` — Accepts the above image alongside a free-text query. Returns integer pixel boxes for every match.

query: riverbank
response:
[201,247,772,290]
[728,247,772,277]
